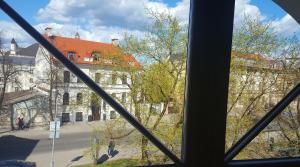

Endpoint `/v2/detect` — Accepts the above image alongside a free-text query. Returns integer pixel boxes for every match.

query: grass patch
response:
[73,159,140,167]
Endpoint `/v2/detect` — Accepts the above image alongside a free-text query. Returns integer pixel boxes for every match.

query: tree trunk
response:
[93,158,97,166]
[0,80,7,110]
[141,136,151,165]
[49,62,54,121]
[9,104,15,130]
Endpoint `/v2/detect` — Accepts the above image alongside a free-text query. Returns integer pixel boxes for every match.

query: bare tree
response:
[37,47,61,121]
[0,35,31,130]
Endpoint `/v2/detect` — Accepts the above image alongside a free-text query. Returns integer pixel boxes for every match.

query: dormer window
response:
[129,61,135,66]
[67,51,76,61]
[92,51,101,61]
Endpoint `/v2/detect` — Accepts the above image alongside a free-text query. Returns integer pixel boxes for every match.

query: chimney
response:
[75,32,80,39]
[10,38,17,55]
[44,27,53,37]
[111,38,118,46]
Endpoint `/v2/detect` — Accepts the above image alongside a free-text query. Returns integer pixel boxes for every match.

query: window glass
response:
[236,95,300,159]
[0,0,189,166]
[77,93,83,105]
[63,92,69,105]
[63,71,70,83]
[67,51,76,61]
[95,73,101,83]
[226,0,300,160]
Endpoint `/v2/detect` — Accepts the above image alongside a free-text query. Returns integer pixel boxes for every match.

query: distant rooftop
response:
[46,35,141,68]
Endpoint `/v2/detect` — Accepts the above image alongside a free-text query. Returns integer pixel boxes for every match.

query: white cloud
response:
[0,20,34,47]
[272,14,300,36]
[5,0,299,49]
[37,0,151,30]
[35,22,146,43]
[233,0,300,36]
[234,0,264,24]
[37,0,190,30]
[171,0,190,24]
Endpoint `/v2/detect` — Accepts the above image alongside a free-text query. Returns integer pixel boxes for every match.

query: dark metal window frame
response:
[1,0,300,166]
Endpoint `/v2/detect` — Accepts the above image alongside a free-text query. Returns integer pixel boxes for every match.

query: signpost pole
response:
[50,90,58,167]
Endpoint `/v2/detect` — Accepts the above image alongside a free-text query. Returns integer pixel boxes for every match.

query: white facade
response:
[33,44,133,122]
[1,38,137,122]
[55,66,132,122]
[0,40,36,93]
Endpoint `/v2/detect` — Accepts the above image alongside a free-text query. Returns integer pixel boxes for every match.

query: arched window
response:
[64,71,70,83]
[77,93,82,105]
[63,92,69,105]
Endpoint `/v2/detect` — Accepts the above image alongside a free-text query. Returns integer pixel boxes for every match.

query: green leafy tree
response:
[121,10,187,164]
[84,127,103,166]
[227,14,300,159]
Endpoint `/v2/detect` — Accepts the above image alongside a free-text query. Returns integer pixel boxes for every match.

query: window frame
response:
[76,92,83,105]
[63,70,70,83]
[63,92,69,105]
[67,51,76,61]
[95,72,101,83]
[2,0,300,166]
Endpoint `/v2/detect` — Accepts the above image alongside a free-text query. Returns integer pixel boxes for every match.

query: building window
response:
[122,93,126,103]
[63,92,69,105]
[77,77,82,83]
[110,110,116,119]
[29,78,33,83]
[29,69,33,74]
[103,101,107,111]
[29,87,33,90]
[67,51,76,61]
[95,73,101,83]
[111,74,117,85]
[121,74,127,84]
[0,77,3,82]
[129,61,135,66]
[92,51,101,61]
[15,87,19,92]
[64,71,70,83]
[77,93,83,105]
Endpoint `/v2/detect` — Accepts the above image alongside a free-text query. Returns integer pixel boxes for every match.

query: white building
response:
[0,38,37,93]
[1,29,142,123]
[36,29,141,123]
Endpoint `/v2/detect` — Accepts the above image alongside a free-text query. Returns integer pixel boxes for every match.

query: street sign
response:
[49,121,60,139]
[49,121,60,131]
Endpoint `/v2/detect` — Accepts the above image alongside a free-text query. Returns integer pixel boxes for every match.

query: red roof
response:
[46,35,141,68]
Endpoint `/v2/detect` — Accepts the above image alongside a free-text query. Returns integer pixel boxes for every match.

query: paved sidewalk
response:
[0,121,141,166]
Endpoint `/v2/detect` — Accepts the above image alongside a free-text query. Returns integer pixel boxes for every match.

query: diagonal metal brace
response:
[0,0,183,165]
[225,83,300,162]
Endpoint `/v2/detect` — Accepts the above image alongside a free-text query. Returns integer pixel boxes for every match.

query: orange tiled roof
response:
[46,35,141,68]
[232,51,270,61]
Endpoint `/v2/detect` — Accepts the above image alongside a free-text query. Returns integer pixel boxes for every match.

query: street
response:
[0,122,141,166]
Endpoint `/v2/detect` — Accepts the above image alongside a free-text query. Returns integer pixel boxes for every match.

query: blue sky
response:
[0,0,181,24]
[0,0,299,46]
